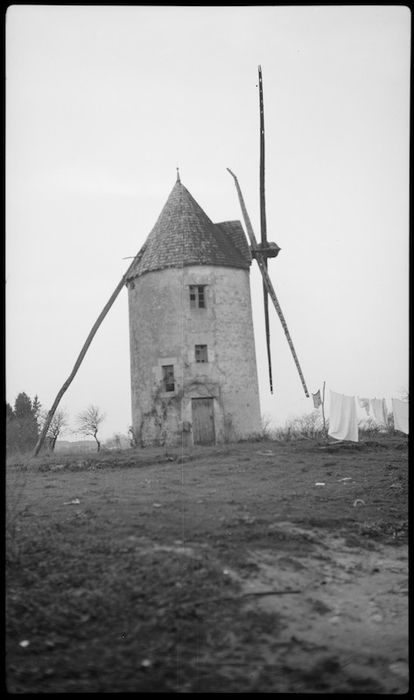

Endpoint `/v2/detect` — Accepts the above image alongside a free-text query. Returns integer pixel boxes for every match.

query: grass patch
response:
[6,436,408,693]
[6,517,284,693]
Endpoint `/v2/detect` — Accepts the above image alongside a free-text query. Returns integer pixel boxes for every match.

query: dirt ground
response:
[6,435,409,693]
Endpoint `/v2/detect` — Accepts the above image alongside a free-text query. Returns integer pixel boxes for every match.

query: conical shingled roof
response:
[126,180,251,280]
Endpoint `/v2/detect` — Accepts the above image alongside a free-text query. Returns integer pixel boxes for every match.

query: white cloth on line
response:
[370,398,388,427]
[392,399,409,435]
[328,391,358,442]
[312,390,322,408]
[358,397,370,415]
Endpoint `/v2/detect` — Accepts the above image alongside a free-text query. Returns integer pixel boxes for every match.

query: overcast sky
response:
[6,5,410,440]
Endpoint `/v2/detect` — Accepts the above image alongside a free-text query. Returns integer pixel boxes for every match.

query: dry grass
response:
[6,434,408,693]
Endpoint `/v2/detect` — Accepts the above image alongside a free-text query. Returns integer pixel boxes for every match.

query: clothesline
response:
[310,386,409,441]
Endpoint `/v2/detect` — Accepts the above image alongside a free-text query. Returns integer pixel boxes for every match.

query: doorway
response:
[191,398,215,445]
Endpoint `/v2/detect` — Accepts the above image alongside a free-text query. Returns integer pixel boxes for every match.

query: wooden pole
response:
[259,66,267,247]
[32,250,144,457]
[258,65,273,394]
[321,381,327,440]
[227,168,309,398]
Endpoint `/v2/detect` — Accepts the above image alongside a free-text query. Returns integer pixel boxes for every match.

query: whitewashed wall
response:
[127,264,262,445]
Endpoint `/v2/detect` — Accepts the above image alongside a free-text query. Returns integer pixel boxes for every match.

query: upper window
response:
[195,345,208,363]
[162,365,175,392]
[189,285,206,309]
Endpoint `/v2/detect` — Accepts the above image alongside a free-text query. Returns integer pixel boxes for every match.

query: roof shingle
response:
[126,180,251,280]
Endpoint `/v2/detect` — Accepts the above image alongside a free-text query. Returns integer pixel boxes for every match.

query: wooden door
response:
[192,398,215,445]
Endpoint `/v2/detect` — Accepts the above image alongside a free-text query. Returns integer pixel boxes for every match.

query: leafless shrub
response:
[261,414,273,440]
[358,413,396,437]
[358,417,381,437]
[285,411,326,439]
[259,411,327,442]
[39,408,69,451]
[76,405,106,452]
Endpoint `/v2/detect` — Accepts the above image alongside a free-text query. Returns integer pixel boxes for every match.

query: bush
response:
[358,417,381,437]
[6,393,40,455]
[264,411,328,442]
[358,414,396,438]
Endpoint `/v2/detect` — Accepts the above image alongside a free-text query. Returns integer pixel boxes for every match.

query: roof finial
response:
[176,166,181,183]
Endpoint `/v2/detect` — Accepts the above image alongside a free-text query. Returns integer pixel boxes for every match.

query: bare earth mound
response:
[6,435,408,693]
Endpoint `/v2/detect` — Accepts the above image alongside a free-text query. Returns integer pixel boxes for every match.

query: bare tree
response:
[104,432,127,450]
[112,433,122,450]
[42,409,69,451]
[76,405,105,452]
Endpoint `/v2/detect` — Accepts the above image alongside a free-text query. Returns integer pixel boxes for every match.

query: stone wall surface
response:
[128,265,262,445]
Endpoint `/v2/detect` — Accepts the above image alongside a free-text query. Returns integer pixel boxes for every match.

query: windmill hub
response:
[251,241,281,260]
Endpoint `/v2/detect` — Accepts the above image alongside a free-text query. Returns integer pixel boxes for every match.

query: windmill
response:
[227,65,309,399]
[33,65,308,456]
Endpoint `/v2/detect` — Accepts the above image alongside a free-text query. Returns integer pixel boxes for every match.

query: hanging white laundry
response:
[312,390,322,408]
[328,391,358,442]
[358,397,370,415]
[370,398,388,427]
[392,399,409,435]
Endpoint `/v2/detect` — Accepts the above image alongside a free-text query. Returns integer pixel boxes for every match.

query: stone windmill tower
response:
[125,68,309,449]
[33,67,308,457]
[125,173,263,446]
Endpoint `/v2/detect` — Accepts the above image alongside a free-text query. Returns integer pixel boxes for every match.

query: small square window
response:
[189,285,206,309]
[162,365,175,392]
[195,345,208,363]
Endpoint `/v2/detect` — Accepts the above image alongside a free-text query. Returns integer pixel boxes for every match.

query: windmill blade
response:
[33,245,147,456]
[263,282,272,391]
[258,66,268,247]
[258,64,273,393]
[227,168,309,398]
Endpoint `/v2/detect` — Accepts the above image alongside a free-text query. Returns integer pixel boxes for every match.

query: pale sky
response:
[6,5,410,440]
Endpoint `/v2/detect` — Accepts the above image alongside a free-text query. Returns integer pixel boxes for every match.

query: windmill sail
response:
[258,65,274,393]
[33,247,147,456]
[227,168,309,398]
